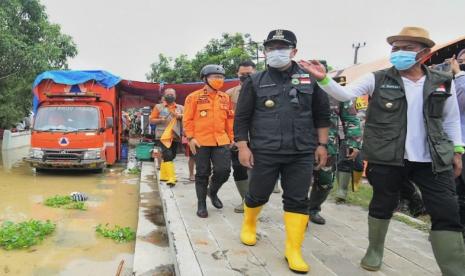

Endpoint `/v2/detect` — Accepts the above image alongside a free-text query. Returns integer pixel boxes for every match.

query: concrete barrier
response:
[1,130,30,150]
[1,146,30,170]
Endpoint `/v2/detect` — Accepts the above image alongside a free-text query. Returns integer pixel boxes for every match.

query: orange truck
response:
[25,70,123,171]
[24,70,240,171]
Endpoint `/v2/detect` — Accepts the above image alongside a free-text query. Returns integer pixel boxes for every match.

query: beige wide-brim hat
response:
[387,26,435,48]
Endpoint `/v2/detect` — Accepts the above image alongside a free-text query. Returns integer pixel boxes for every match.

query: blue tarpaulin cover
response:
[33,70,121,89]
[32,70,122,113]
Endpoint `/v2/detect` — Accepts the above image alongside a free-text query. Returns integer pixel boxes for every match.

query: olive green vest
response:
[363,66,453,173]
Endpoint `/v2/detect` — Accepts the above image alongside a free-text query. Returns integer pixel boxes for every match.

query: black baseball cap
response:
[263,29,297,47]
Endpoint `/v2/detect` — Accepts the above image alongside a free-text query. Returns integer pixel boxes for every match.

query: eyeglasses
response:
[265,45,294,52]
[289,88,299,106]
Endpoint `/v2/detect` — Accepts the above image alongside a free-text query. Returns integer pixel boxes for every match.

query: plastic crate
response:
[135,142,155,160]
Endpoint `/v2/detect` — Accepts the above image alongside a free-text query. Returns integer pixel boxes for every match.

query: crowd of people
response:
[149,27,465,275]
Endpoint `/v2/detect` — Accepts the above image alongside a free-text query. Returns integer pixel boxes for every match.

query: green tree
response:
[0,0,77,128]
[146,33,264,83]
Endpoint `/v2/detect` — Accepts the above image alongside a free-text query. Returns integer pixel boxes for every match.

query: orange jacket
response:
[183,87,234,146]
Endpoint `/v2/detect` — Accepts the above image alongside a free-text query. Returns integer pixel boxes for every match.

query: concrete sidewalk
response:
[133,162,173,276]
[158,156,440,276]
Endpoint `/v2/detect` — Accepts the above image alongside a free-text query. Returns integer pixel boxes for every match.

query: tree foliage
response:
[146,33,264,83]
[0,0,77,128]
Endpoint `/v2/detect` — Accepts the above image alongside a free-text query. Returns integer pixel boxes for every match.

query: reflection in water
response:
[0,152,138,275]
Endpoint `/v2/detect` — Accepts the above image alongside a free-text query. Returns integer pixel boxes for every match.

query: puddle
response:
[140,229,169,247]
[0,146,139,275]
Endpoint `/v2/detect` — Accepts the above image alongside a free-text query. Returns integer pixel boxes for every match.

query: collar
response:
[268,61,297,80]
[164,102,176,107]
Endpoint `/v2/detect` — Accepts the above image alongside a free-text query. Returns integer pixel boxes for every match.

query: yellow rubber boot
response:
[165,161,177,186]
[353,171,363,192]
[159,162,168,182]
[284,212,310,274]
[240,205,263,246]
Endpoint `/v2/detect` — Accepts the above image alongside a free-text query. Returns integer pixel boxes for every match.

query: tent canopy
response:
[117,79,239,109]
[32,70,240,110]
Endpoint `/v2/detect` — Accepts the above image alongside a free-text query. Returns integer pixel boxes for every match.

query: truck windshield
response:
[34,106,99,132]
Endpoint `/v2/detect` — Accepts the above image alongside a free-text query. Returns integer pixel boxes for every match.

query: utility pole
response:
[352,42,366,64]
[247,40,263,66]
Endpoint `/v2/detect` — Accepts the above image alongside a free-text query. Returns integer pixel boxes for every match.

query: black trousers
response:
[338,143,354,173]
[353,152,364,172]
[366,161,462,232]
[156,141,178,162]
[194,146,231,201]
[399,179,417,200]
[231,149,248,181]
[245,152,313,214]
[455,154,465,231]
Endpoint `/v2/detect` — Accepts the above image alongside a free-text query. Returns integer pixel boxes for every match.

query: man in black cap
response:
[234,29,330,274]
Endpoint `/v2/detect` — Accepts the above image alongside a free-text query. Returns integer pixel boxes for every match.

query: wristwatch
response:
[318,142,328,149]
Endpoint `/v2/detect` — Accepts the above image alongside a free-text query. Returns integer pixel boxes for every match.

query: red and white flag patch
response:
[299,78,311,84]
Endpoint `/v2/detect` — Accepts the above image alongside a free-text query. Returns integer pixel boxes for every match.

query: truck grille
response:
[43,150,84,162]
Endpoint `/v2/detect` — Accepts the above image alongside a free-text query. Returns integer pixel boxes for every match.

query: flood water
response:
[0,146,139,275]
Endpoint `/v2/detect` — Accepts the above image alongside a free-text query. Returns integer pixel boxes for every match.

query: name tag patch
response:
[380,84,401,89]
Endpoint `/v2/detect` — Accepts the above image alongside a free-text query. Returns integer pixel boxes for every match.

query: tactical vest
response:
[249,67,317,153]
[363,66,454,173]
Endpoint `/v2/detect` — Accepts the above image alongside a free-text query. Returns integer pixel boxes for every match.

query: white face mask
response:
[266,49,292,68]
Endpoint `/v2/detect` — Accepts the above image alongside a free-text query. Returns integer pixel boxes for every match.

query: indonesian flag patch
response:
[436,84,446,92]
[299,77,311,85]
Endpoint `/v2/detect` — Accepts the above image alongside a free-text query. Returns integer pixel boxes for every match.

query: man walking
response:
[300,26,465,275]
[234,29,330,274]
[226,60,256,213]
[183,64,234,218]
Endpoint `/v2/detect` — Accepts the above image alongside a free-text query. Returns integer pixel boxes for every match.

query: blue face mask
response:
[390,50,423,71]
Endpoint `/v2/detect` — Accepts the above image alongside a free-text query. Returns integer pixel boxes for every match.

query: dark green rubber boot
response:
[360,216,390,271]
[430,230,465,276]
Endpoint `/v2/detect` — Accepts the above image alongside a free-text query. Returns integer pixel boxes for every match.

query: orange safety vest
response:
[183,87,234,146]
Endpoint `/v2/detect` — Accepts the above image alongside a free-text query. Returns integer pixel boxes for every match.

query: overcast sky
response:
[41,0,465,81]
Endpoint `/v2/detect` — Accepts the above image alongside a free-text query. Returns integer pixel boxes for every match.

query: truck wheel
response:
[93,168,105,173]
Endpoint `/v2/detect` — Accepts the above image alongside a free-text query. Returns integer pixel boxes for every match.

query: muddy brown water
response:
[0,146,139,275]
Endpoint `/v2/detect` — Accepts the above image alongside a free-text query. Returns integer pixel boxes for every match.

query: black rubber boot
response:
[195,182,208,218]
[308,186,331,225]
[208,179,225,209]
[309,212,326,225]
[208,187,223,209]
[408,191,426,217]
[196,201,208,218]
[397,199,410,214]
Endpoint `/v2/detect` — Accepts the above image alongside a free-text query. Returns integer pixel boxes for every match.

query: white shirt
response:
[320,73,463,162]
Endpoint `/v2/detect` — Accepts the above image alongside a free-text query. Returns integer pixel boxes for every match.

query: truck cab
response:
[25,70,121,171]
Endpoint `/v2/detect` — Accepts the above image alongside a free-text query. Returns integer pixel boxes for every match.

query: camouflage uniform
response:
[308,97,362,217]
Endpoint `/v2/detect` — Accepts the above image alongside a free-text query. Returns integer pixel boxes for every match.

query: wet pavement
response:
[0,146,139,275]
[161,156,441,276]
